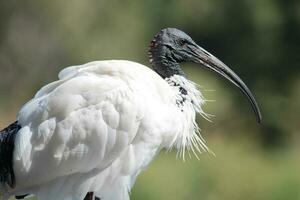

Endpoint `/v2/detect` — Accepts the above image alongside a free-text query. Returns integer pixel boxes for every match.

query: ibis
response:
[0,28,261,200]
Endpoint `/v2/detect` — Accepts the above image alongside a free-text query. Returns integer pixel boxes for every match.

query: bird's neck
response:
[164,75,211,159]
[164,75,204,111]
[149,45,185,78]
[152,60,185,79]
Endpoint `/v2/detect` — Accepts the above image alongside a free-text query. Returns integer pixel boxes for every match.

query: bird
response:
[0,28,262,200]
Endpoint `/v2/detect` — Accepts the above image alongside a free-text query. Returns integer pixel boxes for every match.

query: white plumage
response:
[0,28,261,200]
[7,60,207,200]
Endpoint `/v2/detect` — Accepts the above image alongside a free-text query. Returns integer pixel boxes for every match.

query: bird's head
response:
[149,28,198,66]
[149,28,262,123]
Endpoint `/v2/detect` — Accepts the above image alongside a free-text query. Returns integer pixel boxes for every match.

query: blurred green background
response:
[0,0,300,199]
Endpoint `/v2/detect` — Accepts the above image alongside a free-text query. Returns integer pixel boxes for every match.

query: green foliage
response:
[132,138,300,200]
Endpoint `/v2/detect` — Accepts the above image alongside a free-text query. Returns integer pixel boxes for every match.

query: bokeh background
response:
[0,0,300,199]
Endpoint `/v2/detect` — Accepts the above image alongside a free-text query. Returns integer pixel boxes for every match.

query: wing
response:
[12,60,168,190]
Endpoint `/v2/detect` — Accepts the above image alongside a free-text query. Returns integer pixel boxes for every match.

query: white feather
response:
[3,60,208,200]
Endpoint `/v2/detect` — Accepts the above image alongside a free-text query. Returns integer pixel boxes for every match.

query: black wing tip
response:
[0,121,21,189]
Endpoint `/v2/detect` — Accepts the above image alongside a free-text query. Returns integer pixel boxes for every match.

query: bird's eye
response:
[178,39,186,46]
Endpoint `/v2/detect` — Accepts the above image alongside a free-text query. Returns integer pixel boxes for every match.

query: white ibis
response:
[0,28,261,200]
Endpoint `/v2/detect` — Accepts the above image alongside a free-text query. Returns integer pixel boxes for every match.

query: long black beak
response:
[190,44,262,124]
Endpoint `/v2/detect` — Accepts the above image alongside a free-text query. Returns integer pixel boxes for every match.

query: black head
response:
[149,28,199,77]
[148,28,262,124]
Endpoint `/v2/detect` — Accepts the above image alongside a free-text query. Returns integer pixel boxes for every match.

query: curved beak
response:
[189,44,262,124]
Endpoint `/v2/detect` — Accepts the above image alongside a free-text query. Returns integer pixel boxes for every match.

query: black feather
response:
[0,121,21,188]
[15,194,29,199]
